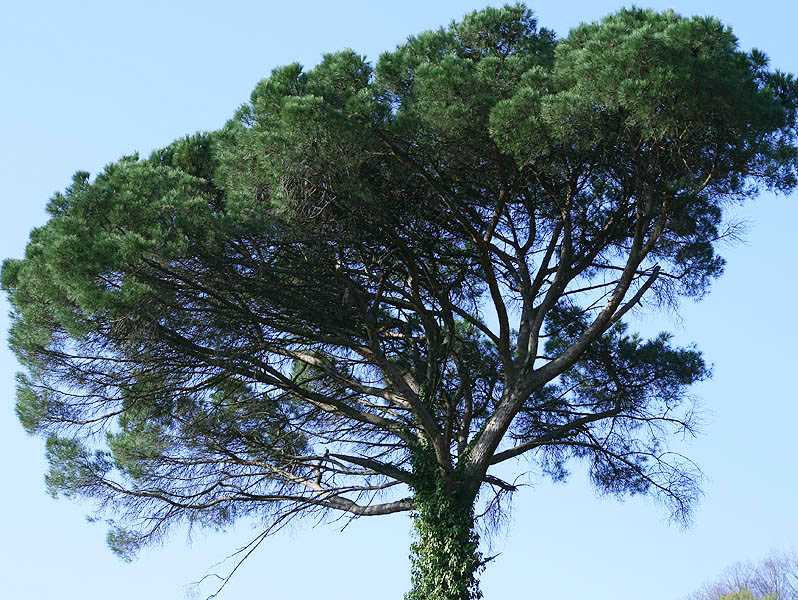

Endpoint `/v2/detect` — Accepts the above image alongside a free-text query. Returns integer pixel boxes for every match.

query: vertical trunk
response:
[406,447,483,600]
[406,492,483,600]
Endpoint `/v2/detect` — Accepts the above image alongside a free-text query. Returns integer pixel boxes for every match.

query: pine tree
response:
[4,6,797,599]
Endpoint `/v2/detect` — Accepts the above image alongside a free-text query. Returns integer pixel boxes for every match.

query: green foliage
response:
[512,306,709,514]
[15,372,50,434]
[491,8,794,161]
[44,435,111,499]
[689,550,798,600]
[3,4,798,598]
[106,524,146,562]
[107,410,169,483]
[407,443,483,600]
[719,589,777,600]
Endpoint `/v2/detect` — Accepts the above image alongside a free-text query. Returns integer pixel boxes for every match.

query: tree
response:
[690,550,798,600]
[3,5,797,599]
[719,590,777,600]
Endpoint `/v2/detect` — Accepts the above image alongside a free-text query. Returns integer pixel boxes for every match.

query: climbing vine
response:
[406,441,483,600]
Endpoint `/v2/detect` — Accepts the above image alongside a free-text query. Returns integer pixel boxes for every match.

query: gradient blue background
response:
[1,2,796,598]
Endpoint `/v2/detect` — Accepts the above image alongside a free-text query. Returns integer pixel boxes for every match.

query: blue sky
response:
[1,1,796,598]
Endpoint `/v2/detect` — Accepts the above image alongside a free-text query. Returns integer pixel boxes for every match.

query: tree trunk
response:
[406,448,483,600]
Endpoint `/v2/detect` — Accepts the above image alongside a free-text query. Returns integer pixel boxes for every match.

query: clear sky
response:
[1,1,796,599]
